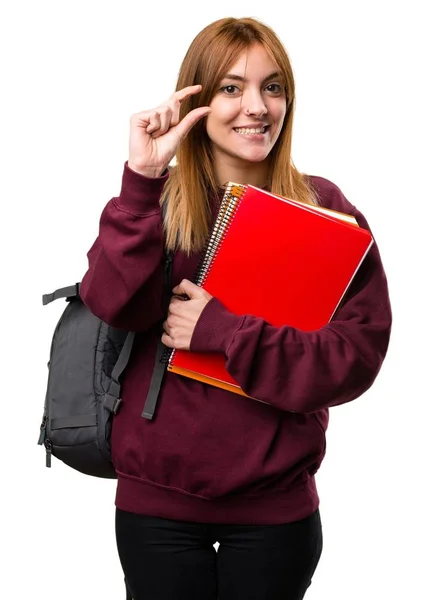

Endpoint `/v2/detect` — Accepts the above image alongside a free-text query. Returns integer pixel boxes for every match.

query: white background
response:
[1,0,443,598]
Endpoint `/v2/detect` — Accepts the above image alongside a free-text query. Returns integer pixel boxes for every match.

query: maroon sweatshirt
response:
[81,163,392,525]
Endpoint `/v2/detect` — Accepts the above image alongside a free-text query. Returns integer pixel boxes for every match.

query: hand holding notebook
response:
[162,281,213,351]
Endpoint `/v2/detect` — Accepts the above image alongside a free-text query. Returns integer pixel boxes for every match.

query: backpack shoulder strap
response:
[141,249,173,420]
[42,283,80,305]
[103,331,136,414]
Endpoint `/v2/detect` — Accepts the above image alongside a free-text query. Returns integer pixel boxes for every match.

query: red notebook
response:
[168,182,373,397]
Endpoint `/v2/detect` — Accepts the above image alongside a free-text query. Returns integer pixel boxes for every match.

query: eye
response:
[220,85,241,95]
[265,83,283,95]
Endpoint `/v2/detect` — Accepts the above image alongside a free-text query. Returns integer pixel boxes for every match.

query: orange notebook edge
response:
[167,362,250,397]
[248,185,360,227]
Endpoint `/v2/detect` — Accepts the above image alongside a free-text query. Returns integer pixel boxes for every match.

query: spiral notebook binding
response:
[170,184,245,370]
[192,194,229,285]
[195,182,246,287]
[195,186,234,281]
[160,346,173,364]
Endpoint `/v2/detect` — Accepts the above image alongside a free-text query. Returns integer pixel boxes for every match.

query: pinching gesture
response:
[128,85,211,178]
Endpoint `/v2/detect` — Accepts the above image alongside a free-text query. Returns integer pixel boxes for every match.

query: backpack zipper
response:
[38,414,53,468]
[44,439,52,468]
[37,415,47,445]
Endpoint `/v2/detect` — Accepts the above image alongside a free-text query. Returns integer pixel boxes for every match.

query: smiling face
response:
[205,43,287,186]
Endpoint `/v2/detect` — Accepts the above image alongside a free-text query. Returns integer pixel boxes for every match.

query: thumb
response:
[172,279,201,298]
[174,107,211,141]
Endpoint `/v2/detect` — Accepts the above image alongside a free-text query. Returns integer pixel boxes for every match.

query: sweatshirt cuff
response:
[190,298,244,354]
[115,162,169,216]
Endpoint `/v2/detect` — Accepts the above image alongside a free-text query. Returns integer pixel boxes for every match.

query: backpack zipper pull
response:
[44,439,52,468]
[37,416,47,445]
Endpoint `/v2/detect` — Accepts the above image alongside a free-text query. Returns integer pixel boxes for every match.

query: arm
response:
[80,163,168,331]
[81,86,211,331]
[190,208,392,414]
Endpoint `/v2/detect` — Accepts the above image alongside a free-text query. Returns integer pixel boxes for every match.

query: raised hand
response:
[128,85,211,178]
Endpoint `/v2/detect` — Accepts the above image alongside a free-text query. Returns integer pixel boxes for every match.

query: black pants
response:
[116,508,323,600]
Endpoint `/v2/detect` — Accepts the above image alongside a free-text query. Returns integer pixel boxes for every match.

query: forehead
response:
[223,43,280,79]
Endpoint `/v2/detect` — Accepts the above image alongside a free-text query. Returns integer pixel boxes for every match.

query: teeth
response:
[234,127,266,134]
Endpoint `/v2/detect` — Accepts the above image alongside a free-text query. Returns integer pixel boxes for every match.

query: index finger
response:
[171,85,203,103]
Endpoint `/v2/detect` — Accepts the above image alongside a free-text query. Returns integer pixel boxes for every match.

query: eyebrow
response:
[221,71,282,84]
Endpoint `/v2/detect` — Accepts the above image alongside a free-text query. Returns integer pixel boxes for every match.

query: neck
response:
[213,155,271,189]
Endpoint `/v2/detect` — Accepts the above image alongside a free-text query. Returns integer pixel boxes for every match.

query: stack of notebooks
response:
[168,182,373,398]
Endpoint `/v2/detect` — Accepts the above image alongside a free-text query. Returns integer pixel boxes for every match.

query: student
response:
[81,16,392,600]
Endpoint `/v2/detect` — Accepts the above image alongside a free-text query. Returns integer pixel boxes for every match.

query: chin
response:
[237,151,270,164]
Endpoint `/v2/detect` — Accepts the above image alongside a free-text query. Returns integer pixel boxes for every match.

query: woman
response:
[81,16,392,600]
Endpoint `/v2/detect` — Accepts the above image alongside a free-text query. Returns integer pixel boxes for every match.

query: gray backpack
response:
[38,252,173,479]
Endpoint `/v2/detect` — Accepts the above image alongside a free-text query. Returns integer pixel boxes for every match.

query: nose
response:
[242,89,268,117]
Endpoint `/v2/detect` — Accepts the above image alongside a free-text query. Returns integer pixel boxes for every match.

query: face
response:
[206,43,287,175]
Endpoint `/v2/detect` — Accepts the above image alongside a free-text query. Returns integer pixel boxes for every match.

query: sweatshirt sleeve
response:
[190,199,392,414]
[80,163,168,331]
